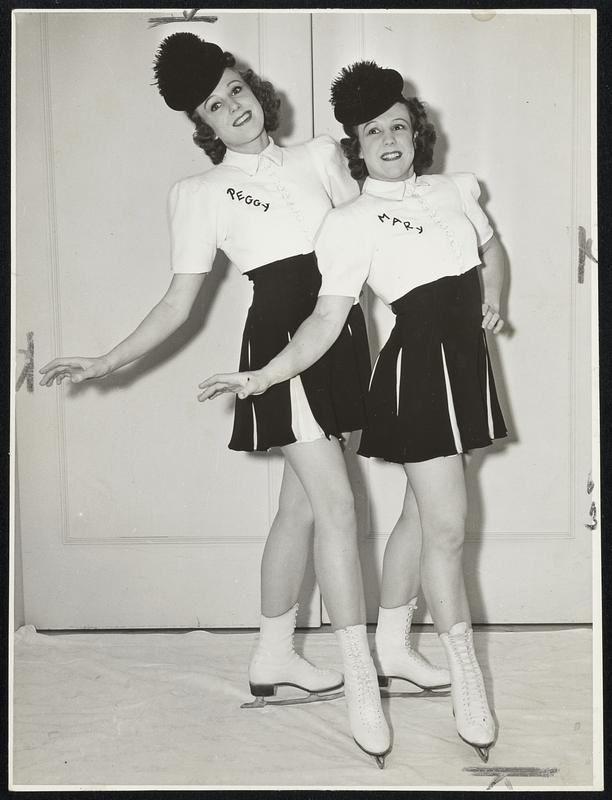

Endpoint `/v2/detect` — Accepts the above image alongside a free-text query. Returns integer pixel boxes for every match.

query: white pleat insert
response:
[369,353,381,390]
[485,354,495,438]
[251,404,258,450]
[286,331,325,444]
[440,343,463,454]
[247,339,258,450]
[396,348,403,416]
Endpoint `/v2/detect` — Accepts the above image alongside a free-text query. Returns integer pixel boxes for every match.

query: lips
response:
[381,151,402,161]
[233,111,252,127]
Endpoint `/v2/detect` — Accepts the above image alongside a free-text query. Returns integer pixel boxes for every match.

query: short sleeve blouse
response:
[168,136,358,275]
[316,172,494,305]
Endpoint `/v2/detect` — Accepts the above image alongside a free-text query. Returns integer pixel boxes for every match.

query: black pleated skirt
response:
[358,267,507,464]
[229,253,371,452]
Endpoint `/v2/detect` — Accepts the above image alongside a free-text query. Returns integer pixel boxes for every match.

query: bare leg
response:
[404,454,471,633]
[379,480,422,608]
[278,437,389,762]
[260,459,314,618]
[402,456,494,756]
[248,458,341,702]
[282,437,366,629]
[374,475,450,689]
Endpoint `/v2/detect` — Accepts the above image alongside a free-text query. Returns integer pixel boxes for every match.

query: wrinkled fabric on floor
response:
[12,625,594,789]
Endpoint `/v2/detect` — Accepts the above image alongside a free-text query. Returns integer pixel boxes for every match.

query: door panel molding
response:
[17,11,321,627]
[313,11,593,623]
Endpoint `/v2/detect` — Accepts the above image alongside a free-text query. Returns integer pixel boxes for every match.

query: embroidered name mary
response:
[377,212,423,235]
[227,187,270,212]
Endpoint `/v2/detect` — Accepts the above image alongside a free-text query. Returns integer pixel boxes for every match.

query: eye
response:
[231,85,243,96]
[392,123,407,131]
[209,100,222,113]
[366,126,380,136]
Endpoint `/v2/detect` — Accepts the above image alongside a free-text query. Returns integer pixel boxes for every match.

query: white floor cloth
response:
[12,625,594,790]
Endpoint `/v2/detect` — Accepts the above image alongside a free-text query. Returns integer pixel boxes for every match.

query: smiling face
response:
[357,102,415,182]
[195,68,268,154]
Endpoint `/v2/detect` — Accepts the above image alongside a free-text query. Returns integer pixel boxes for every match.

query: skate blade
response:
[458,732,493,762]
[240,689,344,709]
[474,745,490,763]
[381,688,451,698]
[379,677,450,698]
[354,738,391,769]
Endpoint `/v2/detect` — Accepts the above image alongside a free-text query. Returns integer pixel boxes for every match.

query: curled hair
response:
[340,97,436,180]
[186,52,281,164]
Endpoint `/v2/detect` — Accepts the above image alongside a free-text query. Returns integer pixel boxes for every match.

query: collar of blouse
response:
[363,173,431,200]
[222,137,284,176]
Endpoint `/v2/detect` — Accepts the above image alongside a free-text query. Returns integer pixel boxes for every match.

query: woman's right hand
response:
[39,355,112,386]
[197,369,272,402]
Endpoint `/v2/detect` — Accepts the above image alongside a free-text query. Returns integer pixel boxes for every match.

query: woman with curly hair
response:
[39,36,395,767]
[200,60,508,762]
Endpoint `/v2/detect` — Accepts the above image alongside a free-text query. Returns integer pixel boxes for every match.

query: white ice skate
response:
[374,600,451,698]
[241,604,344,708]
[335,624,392,769]
[439,621,496,761]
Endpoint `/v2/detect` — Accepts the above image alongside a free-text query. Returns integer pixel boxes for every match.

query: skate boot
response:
[439,621,496,761]
[241,604,344,708]
[374,600,451,697]
[335,624,392,768]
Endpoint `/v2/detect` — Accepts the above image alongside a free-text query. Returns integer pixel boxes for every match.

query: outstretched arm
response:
[479,233,506,333]
[39,273,206,385]
[198,295,354,401]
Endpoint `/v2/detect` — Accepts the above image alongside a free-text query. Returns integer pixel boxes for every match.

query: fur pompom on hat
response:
[154,32,226,112]
[331,60,404,125]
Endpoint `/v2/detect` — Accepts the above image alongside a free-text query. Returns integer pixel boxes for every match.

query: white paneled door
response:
[16,11,596,628]
[313,11,596,623]
[15,11,320,628]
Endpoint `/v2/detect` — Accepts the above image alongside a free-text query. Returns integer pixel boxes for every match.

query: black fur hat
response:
[154,32,226,112]
[331,60,404,125]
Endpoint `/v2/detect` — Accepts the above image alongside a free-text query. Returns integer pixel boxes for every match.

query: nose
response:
[229,96,241,112]
[383,129,395,145]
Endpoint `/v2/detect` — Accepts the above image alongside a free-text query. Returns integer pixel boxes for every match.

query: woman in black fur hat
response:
[200,59,509,763]
[40,36,392,767]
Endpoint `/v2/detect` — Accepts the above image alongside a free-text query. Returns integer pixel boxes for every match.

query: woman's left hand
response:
[197,369,271,402]
[481,302,505,334]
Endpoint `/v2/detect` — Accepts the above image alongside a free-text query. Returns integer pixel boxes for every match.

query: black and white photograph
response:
[10,6,601,791]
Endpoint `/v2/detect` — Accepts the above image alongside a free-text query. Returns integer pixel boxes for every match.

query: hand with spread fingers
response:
[198,370,271,402]
[39,356,112,386]
[481,302,505,334]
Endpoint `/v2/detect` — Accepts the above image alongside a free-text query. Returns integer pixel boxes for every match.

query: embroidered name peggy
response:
[168,136,359,276]
[226,187,270,212]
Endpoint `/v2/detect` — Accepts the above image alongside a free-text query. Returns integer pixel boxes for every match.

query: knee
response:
[421,512,466,558]
[277,493,315,529]
[317,492,357,535]
[394,507,421,537]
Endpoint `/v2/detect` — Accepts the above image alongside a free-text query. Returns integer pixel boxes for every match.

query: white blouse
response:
[168,136,359,274]
[316,172,494,305]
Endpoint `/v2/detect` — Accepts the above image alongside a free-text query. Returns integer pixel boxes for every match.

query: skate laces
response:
[451,630,488,721]
[287,609,329,676]
[402,604,417,649]
[402,605,437,669]
[257,605,320,672]
[346,632,383,726]
[403,643,437,670]
[287,606,307,666]
[290,606,298,652]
